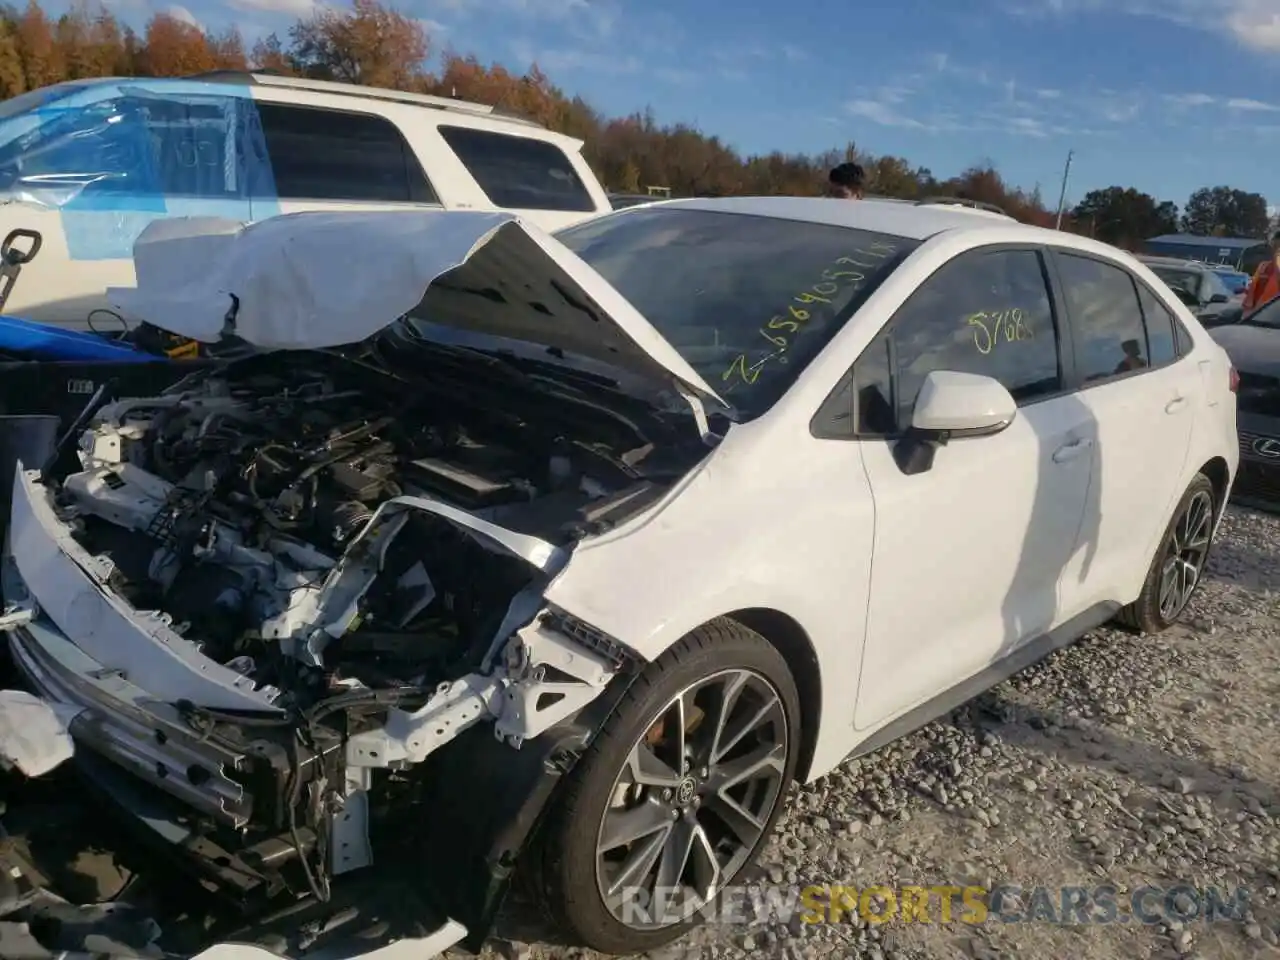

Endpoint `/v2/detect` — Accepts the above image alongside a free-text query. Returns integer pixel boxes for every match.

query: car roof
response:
[650,196,1026,241]
[1137,255,1208,271]
[16,73,551,135]
[588,197,1164,264]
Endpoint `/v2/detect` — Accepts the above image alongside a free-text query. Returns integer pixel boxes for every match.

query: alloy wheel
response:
[1157,490,1214,621]
[594,668,789,929]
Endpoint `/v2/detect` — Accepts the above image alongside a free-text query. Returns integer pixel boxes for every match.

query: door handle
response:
[1052,439,1092,463]
[1165,397,1188,414]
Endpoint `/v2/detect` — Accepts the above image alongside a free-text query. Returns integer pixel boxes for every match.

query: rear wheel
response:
[532,618,800,955]
[1117,473,1216,633]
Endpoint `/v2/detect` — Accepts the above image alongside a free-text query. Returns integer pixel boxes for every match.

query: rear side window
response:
[1056,253,1150,383]
[438,125,595,212]
[255,103,436,204]
[852,248,1063,434]
[1135,283,1181,366]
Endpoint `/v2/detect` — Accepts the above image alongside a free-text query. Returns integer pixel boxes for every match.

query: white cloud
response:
[1164,92,1217,106]
[845,99,926,129]
[1005,116,1047,137]
[163,2,201,25]
[228,0,316,14]
[1005,0,1280,53]
[508,39,641,74]
[1226,96,1279,110]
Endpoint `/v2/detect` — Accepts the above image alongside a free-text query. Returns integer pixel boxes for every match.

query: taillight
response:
[1229,366,1239,393]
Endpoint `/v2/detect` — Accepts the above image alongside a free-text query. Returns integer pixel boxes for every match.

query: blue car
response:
[1210,266,1250,297]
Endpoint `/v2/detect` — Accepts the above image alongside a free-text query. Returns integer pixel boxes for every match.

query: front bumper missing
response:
[0,462,638,958]
[0,684,472,960]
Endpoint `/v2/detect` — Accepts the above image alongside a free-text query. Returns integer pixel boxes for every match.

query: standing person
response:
[827,162,866,199]
[1243,230,1280,312]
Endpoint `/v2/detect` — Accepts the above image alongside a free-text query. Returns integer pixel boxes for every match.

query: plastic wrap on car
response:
[0,77,282,261]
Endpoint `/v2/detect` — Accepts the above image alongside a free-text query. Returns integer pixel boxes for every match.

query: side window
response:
[852,248,1062,434]
[254,103,436,204]
[437,125,595,212]
[1135,283,1179,366]
[1056,254,1150,382]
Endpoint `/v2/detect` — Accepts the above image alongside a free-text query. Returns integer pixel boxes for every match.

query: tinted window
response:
[439,125,594,212]
[0,93,245,198]
[256,103,436,203]
[1057,254,1149,382]
[853,248,1061,434]
[1136,284,1178,365]
[556,207,917,418]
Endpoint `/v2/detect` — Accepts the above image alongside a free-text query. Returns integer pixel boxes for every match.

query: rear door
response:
[1049,250,1199,609]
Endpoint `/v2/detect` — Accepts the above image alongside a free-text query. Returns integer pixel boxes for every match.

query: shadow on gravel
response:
[972,693,1278,814]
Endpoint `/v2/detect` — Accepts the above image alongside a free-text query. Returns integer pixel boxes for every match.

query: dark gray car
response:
[1209,296,1280,511]
[1140,256,1243,327]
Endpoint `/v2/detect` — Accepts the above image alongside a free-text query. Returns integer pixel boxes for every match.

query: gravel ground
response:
[470,504,1280,960]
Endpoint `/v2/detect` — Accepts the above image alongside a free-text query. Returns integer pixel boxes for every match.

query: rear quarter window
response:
[438,125,596,212]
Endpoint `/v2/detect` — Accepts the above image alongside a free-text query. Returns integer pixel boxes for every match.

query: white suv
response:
[0,197,1240,960]
[0,71,612,327]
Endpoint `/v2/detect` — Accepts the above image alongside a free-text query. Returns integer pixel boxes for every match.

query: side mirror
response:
[1209,292,1229,304]
[894,371,1017,475]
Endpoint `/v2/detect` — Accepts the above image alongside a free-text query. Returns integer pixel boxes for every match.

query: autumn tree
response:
[289,0,426,89]
[0,13,24,97]
[250,33,293,74]
[1071,187,1178,249]
[1181,186,1269,238]
[15,1,63,90]
[3,0,1269,232]
[136,12,219,76]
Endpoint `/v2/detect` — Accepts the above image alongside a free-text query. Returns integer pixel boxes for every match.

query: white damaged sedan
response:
[0,197,1238,959]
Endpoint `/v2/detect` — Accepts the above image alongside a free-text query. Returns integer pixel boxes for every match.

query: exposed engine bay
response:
[59,349,668,703]
[4,346,692,922]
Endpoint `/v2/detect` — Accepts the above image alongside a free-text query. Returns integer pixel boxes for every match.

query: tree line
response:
[0,0,1271,245]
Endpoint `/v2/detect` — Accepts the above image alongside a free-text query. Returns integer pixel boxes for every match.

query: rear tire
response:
[1116,473,1217,633]
[531,618,800,956]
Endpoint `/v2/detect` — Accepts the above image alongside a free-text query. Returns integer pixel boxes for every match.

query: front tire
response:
[532,618,800,955]
[1116,473,1217,633]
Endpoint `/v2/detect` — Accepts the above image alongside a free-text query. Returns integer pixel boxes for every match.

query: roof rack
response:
[183,71,544,128]
[916,196,1009,216]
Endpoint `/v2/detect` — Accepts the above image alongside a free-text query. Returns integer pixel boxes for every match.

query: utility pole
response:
[1053,149,1074,230]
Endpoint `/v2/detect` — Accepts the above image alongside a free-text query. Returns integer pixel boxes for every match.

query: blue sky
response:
[79,0,1280,211]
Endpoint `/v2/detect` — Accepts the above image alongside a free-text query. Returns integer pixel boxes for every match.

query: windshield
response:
[1149,266,1203,299]
[555,207,917,417]
[1245,296,1280,329]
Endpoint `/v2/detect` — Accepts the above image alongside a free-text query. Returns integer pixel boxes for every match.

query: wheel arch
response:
[1197,455,1231,518]
[722,607,823,782]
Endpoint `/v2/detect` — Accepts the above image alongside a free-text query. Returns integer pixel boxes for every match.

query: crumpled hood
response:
[107,209,724,406]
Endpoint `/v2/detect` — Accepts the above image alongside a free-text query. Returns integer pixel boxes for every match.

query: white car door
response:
[850,247,1096,732]
[1050,251,1198,609]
